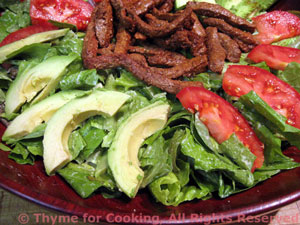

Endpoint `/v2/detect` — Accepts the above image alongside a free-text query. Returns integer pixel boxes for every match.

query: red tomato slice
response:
[252,11,300,44]
[176,86,264,172]
[30,0,94,31]
[247,44,300,70]
[0,24,57,47]
[223,65,300,129]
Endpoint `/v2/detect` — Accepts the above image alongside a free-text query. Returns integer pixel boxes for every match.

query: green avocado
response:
[175,0,216,10]
[2,90,85,142]
[0,28,69,63]
[5,55,77,115]
[108,101,170,198]
[43,89,130,175]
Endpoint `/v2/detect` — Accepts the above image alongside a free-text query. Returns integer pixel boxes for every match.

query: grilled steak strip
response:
[157,0,174,13]
[150,55,208,79]
[128,45,187,67]
[94,0,114,48]
[145,13,170,28]
[234,38,256,53]
[203,18,258,45]
[189,32,207,56]
[114,26,132,54]
[188,1,256,33]
[134,32,147,41]
[110,0,136,31]
[153,29,206,56]
[130,0,165,15]
[127,6,193,38]
[218,33,241,63]
[97,44,115,55]
[82,4,120,69]
[205,27,226,73]
[191,12,206,38]
[152,8,180,21]
[120,54,204,94]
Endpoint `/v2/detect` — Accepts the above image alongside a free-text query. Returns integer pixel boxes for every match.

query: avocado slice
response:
[108,101,170,198]
[175,0,216,10]
[0,28,69,63]
[2,90,85,142]
[43,89,130,175]
[5,55,77,115]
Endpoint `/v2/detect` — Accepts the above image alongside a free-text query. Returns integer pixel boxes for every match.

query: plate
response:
[1,0,300,224]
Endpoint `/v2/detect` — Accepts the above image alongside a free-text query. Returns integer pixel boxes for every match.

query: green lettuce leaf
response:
[58,163,103,198]
[149,171,210,206]
[20,139,43,156]
[105,69,145,92]
[219,134,256,171]
[68,130,86,160]
[55,31,84,57]
[8,143,34,165]
[273,36,300,49]
[0,0,30,42]
[139,135,172,188]
[60,69,100,91]
[256,0,278,10]
[234,101,300,170]
[0,142,12,152]
[191,114,221,154]
[277,62,300,94]
[239,91,300,148]
[189,72,222,91]
[181,129,254,187]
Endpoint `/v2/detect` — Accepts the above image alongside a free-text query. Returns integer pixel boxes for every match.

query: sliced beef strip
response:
[82,20,121,70]
[110,0,136,31]
[127,5,193,38]
[150,55,208,79]
[203,18,258,45]
[167,30,207,56]
[120,54,204,94]
[218,33,241,63]
[205,26,226,73]
[82,4,121,69]
[167,30,193,49]
[157,0,174,13]
[94,0,114,48]
[130,0,165,15]
[151,8,180,21]
[191,12,206,38]
[82,6,99,60]
[114,26,132,54]
[153,29,207,57]
[97,44,115,55]
[128,45,187,67]
[145,13,170,28]
[234,38,256,53]
[84,54,123,70]
[147,56,182,67]
[134,32,147,41]
[189,32,207,56]
[151,8,194,30]
[187,1,256,33]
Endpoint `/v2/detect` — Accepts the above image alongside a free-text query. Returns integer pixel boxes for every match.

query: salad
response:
[0,0,300,208]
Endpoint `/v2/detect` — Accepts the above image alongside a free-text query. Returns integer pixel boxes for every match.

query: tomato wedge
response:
[247,44,300,70]
[0,24,57,47]
[176,86,264,171]
[252,11,300,44]
[223,65,300,129]
[30,0,94,31]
